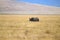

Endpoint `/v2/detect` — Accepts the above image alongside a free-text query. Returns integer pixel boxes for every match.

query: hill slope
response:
[0,0,60,14]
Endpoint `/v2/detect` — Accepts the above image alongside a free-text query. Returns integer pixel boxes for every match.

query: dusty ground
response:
[0,15,60,40]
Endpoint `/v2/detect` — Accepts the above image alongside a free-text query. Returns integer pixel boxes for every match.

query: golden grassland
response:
[0,15,60,40]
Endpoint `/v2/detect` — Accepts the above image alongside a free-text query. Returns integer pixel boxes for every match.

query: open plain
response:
[0,15,60,40]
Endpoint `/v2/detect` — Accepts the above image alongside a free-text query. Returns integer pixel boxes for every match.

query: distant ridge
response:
[0,0,60,14]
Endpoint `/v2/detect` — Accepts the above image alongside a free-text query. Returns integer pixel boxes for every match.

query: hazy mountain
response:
[0,0,60,14]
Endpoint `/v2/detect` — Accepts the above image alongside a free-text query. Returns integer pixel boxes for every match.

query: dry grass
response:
[0,15,60,40]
